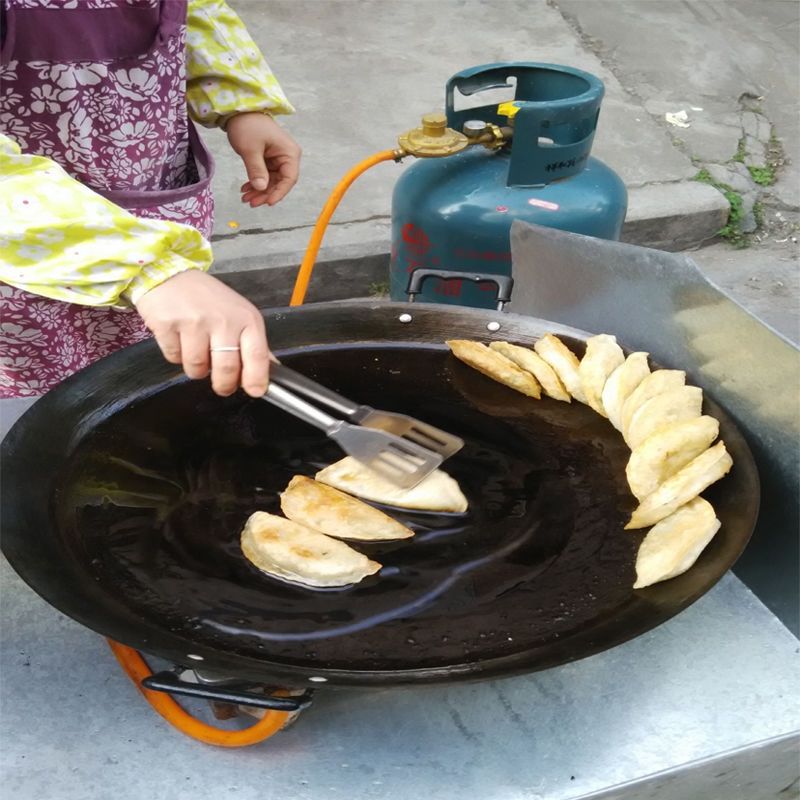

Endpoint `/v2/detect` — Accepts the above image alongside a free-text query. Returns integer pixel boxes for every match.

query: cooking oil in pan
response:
[58,346,639,673]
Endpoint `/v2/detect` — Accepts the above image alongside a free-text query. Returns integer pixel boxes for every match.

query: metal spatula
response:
[262,362,463,489]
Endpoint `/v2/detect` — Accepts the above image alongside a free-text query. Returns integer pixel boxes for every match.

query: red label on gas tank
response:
[434,279,462,297]
[401,223,431,256]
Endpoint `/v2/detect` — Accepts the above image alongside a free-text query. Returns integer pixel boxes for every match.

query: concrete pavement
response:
[558,0,800,211]
[203,0,797,340]
[204,0,717,270]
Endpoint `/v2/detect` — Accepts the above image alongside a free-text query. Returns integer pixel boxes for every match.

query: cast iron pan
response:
[0,302,759,688]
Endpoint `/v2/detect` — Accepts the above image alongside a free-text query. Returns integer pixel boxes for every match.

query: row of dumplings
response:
[446,335,733,589]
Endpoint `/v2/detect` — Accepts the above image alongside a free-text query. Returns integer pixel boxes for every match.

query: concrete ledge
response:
[213,243,389,308]
[621,181,729,251]
[211,180,731,305]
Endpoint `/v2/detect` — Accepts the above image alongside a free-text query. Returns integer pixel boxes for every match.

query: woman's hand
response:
[135,270,270,397]
[226,112,301,208]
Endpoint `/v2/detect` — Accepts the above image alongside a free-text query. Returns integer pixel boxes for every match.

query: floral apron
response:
[0,0,215,398]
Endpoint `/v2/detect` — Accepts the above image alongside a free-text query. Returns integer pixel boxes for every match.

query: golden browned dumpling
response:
[625,386,704,449]
[315,456,468,513]
[578,334,625,416]
[625,442,733,530]
[633,498,721,588]
[620,369,686,441]
[533,333,587,403]
[241,511,381,587]
[447,340,541,398]
[281,476,414,541]
[602,352,650,431]
[626,416,720,500]
[489,341,571,401]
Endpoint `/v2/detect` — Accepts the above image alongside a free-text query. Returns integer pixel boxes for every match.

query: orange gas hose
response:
[107,640,290,747]
[289,149,402,306]
[110,149,401,746]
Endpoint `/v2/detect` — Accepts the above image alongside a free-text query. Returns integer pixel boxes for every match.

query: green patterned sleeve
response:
[0,134,213,308]
[185,0,295,129]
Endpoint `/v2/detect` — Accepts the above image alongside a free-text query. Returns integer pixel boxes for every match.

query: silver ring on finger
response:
[210,345,241,352]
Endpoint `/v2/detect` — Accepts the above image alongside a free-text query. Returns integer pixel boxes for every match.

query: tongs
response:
[263,362,463,489]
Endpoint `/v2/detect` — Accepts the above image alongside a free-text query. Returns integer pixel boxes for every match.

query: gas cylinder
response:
[390,62,627,309]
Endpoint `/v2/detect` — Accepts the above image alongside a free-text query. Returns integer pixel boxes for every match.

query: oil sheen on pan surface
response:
[55,343,748,679]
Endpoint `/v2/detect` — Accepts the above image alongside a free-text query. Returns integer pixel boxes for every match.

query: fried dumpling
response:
[601,352,650,431]
[625,385,704,449]
[315,456,468,513]
[620,369,686,440]
[241,511,381,588]
[281,476,413,541]
[447,340,541,398]
[633,497,721,588]
[625,441,733,530]
[626,415,720,500]
[578,334,625,417]
[489,341,571,401]
[533,333,587,403]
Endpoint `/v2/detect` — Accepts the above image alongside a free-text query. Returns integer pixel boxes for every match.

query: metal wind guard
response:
[509,220,800,634]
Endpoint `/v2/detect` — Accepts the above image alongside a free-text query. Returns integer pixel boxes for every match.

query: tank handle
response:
[406,268,513,312]
[445,63,523,130]
[445,62,605,187]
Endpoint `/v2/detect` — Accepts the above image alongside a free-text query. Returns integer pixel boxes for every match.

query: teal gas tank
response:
[390,62,627,308]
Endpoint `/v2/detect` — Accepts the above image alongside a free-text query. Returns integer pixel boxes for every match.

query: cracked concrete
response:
[554,0,798,337]
[555,1,798,206]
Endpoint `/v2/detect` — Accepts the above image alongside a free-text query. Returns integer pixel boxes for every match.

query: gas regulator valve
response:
[398,111,510,158]
[397,112,469,157]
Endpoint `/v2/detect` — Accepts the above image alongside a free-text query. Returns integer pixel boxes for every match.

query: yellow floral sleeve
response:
[0,134,213,307]
[186,0,295,129]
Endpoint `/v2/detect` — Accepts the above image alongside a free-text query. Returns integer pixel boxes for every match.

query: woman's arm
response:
[0,134,270,396]
[0,134,212,306]
[185,0,301,207]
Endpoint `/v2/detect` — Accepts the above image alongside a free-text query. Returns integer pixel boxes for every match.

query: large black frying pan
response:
[1,301,759,689]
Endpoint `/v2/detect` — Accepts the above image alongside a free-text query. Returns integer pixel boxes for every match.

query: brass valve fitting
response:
[462,119,508,150]
[397,113,469,157]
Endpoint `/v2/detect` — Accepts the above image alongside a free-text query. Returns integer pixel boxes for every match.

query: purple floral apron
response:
[0,0,215,398]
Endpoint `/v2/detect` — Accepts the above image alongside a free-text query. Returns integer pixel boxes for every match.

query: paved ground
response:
[689,217,799,343]
[203,0,798,340]
[556,0,799,342]
[557,0,799,210]
[206,0,706,256]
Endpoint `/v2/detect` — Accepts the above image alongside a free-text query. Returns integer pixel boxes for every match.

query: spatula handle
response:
[263,382,342,433]
[269,362,360,417]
